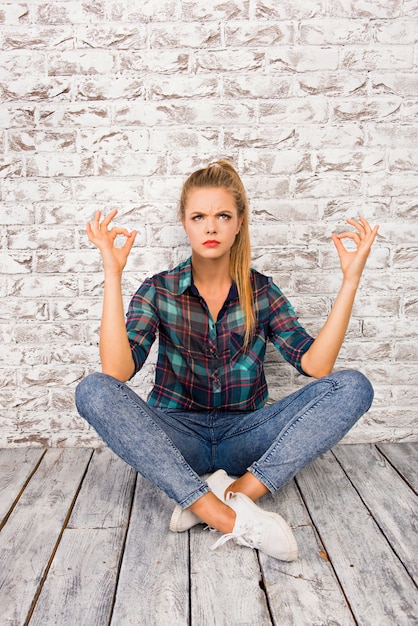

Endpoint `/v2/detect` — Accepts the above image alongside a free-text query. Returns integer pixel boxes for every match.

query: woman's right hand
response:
[86,209,137,276]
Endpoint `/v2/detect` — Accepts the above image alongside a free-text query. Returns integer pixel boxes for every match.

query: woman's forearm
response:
[301,218,379,378]
[301,278,358,378]
[99,272,135,381]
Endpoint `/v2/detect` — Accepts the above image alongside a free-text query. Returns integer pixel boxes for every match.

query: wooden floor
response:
[0,444,417,626]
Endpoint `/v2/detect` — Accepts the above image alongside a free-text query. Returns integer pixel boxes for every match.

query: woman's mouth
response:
[203,240,220,247]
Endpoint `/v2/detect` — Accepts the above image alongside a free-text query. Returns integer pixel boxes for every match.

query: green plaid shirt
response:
[126,257,314,411]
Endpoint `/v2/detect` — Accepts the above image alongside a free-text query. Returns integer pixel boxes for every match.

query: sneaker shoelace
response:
[209,523,260,552]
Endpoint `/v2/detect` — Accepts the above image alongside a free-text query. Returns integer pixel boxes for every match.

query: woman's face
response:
[182,187,243,262]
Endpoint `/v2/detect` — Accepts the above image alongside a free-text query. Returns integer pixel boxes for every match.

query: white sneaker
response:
[169,469,235,532]
[210,491,298,562]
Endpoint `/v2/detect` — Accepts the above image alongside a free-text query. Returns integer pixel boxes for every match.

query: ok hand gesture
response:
[331,217,379,287]
[86,209,137,276]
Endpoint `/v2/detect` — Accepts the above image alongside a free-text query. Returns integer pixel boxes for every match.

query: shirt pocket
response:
[229,330,265,373]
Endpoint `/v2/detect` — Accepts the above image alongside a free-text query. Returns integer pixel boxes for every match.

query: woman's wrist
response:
[104,269,123,283]
[341,275,360,292]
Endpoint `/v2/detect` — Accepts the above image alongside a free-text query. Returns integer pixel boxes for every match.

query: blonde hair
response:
[179,160,255,347]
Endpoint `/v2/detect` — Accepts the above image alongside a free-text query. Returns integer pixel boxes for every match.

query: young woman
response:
[75,161,378,562]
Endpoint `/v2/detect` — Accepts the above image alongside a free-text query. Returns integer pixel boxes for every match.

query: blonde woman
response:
[76,161,378,561]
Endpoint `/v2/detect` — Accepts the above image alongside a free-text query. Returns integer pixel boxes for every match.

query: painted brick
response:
[2,178,72,202]
[389,149,418,171]
[294,173,362,198]
[0,77,71,101]
[150,23,221,48]
[75,24,147,49]
[366,173,418,197]
[0,51,45,79]
[2,26,74,49]
[255,0,324,20]
[322,198,391,220]
[196,50,264,73]
[0,1,417,445]
[300,18,371,44]
[392,198,418,219]
[79,128,149,152]
[223,127,298,149]
[73,177,145,202]
[259,99,328,123]
[7,226,74,250]
[329,0,402,19]
[370,72,418,97]
[182,0,250,21]
[242,149,312,174]
[76,75,147,101]
[0,204,34,225]
[0,106,36,128]
[118,50,190,73]
[330,98,402,122]
[26,154,95,178]
[108,0,179,23]
[0,3,30,24]
[0,252,32,274]
[47,50,117,76]
[8,130,77,152]
[294,72,368,97]
[0,156,24,177]
[269,46,339,72]
[340,46,414,71]
[225,21,295,46]
[224,74,293,99]
[373,19,418,44]
[316,149,385,172]
[148,75,219,101]
[35,1,106,25]
[403,100,418,121]
[38,104,111,128]
[366,123,418,147]
[152,129,219,153]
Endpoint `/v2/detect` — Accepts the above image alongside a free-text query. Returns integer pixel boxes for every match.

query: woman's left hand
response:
[331,217,379,286]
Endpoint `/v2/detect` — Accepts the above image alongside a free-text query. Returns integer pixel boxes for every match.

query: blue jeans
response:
[75,370,373,509]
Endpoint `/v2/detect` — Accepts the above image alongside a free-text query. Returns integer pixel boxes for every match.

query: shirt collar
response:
[177,257,238,300]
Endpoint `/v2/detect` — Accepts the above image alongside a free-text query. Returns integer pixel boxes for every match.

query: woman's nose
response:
[206,217,217,233]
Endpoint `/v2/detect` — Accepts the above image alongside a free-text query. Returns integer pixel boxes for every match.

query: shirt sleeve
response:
[268,280,314,375]
[125,277,159,376]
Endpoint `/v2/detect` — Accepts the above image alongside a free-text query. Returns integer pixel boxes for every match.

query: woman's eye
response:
[192,215,203,221]
[219,214,231,220]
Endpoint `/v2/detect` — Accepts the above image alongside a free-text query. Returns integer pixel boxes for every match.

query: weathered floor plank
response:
[259,480,356,626]
[27,449,137,626]
[68,447,136,529]
[0,448,45,525]
[377,442,418,493]
[0,448,92,626]
[110,475,189,626]
[0,443,416,626]
[29,528,125,626]
[296,450,418,626]
[190,524,271,626]
[334,443,418,585]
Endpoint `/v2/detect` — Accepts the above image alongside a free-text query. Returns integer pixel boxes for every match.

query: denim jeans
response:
[75,369,373,509]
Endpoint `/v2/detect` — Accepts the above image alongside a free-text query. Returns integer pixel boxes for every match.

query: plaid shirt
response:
[126,257,314,411]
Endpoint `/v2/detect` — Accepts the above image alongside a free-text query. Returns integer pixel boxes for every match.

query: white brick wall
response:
[1,0,417,446]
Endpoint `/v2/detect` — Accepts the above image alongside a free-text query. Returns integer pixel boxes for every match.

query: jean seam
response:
[261,383,337,465]
[117,384,202,484]
[155,413,208,444]
[250,380,340,491]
